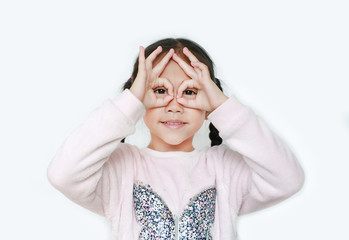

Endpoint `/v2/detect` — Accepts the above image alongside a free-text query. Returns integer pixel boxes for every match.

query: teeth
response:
[164,122,184,125]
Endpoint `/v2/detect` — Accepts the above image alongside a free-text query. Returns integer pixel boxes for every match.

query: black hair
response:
[122,38,223,147]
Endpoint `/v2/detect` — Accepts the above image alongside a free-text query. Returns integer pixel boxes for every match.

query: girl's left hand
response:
[172,47,228,114]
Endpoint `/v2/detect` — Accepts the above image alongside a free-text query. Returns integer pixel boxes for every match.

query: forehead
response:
[159,60,190,86]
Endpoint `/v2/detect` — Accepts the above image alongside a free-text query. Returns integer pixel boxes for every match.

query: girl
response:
[47,38,305,239]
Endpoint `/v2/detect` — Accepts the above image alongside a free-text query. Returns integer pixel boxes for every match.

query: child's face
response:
[143,59,206,152]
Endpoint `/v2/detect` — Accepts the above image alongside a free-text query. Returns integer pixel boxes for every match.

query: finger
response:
[191,61,209,75]
[163,95,174,105]
[183,47,210,76]
[146,46,163,69]
[183,47,199,63]
[172,53,197,78]
[192,64,202,76]
[150,77,174,97]
[176,96,188,106]
[152,48,174,75]
[152,92,174,108]
[137,46,146,74]
[176,97,197,109]
[176,79,197,98]
[157,77,174,96]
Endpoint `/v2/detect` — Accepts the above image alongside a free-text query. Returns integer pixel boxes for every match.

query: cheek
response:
[143,109,160,128]
[191,110,206,128]
[143,112,153,127]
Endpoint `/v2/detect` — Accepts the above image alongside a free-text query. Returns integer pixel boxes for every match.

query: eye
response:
[154,88,167,94]
[183,89,197,95]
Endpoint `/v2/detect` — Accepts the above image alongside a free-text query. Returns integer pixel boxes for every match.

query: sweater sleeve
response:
[207,96,305,216]
[47,89,145,216]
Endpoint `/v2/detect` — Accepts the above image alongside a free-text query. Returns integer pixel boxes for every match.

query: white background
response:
[1,0,348,239]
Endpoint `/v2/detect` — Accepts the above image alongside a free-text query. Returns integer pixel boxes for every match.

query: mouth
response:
[160,120,187,129]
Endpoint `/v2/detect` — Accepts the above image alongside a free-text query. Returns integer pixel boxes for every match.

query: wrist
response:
[112,89,146,125]
[210,94,229,112]
[129,86,144,103]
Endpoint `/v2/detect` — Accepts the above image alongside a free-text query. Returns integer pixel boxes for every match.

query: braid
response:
[209,123,222,147]
[208,77,224,147]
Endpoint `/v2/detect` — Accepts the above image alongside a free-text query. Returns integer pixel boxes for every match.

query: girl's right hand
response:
[130,46,175,109]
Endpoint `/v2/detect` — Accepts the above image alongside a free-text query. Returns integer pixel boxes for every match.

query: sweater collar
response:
[141,147,200,158]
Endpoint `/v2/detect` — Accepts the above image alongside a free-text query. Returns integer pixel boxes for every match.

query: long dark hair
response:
[122,38,223,147]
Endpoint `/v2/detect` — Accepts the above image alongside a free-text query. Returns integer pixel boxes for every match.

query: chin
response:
[163,136,192,147]
[164,138,185,146]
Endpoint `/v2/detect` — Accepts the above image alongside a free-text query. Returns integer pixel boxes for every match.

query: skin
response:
[130,46,228,152]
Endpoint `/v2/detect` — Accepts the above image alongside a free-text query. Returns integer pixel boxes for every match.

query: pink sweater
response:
[47,89,304,239]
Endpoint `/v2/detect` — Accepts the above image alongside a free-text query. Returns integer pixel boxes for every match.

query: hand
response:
[172,47,228,114]
[130,46,175,109]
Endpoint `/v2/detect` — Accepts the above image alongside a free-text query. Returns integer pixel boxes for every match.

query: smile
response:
[161,121,187,129]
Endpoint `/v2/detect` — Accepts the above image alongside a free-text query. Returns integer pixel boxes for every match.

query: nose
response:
[164,97,183,113]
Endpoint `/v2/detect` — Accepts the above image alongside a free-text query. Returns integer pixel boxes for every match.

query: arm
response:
[48,45,177,216]
[47,89,145,216]
[171,46,304,215]
[208,96,305,215]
